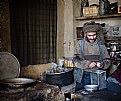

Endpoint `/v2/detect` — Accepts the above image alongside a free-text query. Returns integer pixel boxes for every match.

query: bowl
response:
[84,85,99,92]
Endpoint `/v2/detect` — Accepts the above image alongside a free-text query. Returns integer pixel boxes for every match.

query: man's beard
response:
[85,36,96,43]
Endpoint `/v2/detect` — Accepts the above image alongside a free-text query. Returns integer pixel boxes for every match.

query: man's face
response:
[85,32,97,43]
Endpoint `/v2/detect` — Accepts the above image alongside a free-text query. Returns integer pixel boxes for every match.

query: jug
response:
[80,0,89,17]
[99,0,110,15]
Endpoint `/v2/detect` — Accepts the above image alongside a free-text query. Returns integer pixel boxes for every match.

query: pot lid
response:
[0,52,20,80]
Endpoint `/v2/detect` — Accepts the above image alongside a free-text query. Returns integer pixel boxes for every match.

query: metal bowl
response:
[84,85,98,92]
[45,68,74,87]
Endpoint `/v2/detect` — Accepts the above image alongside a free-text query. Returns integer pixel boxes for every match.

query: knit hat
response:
[83,21,102,33]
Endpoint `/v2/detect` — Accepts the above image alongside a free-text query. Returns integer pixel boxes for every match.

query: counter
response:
[71,89,121,101]
[0,82,65,101]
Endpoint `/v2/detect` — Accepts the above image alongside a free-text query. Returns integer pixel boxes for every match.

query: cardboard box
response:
[83,6,99,17]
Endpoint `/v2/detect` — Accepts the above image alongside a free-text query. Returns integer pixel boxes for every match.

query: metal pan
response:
[0,78,35,85]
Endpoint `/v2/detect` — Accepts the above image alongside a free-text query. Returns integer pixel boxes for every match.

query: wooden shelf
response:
[104,36,121,42]
[74,13,121,20]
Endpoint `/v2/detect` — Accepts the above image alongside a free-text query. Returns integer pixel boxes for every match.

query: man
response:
[73,21,111,91]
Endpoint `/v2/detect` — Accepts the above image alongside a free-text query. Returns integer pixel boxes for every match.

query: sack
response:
[111,63,121,83]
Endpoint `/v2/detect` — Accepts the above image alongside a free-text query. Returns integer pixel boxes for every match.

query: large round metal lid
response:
[0,52,20,80]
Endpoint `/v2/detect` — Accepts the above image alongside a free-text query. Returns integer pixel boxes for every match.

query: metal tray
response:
[0,52,20,80]
[0,78,35,85]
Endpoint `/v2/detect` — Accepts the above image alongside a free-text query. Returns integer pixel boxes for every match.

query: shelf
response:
[74,13,121,20]
[104,36,121,42]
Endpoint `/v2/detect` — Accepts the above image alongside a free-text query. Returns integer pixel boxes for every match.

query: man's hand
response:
[88,61,97,68]
[96,62,104,68]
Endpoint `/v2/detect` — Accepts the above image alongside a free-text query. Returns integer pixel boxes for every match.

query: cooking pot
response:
[45,68,74,87]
